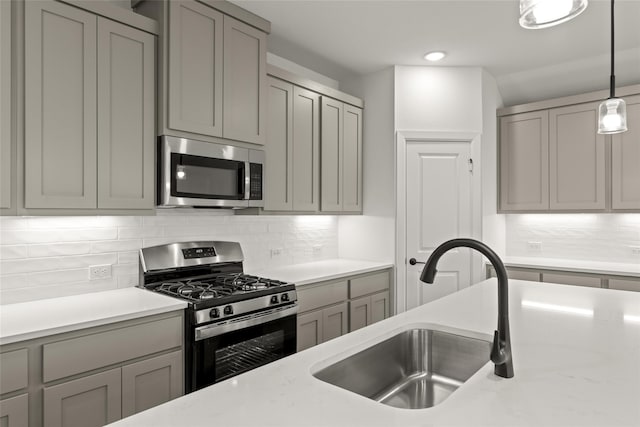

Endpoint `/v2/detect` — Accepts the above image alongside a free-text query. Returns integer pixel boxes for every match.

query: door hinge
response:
[468,158,474,172]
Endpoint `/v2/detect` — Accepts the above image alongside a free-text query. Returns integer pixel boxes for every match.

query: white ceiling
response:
[230,0,640,105]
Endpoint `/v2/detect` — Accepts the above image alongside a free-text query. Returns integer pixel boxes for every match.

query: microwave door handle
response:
[244,161,250,200]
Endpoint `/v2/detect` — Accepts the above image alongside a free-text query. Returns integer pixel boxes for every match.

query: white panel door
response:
[405,142,472,309]
[0,0,10,210]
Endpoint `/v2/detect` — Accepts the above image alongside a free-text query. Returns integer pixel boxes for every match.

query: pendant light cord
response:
[610,0,615,99]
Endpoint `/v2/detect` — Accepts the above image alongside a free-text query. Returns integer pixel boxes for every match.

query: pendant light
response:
[598,0,627,134]
[519,0,588,29]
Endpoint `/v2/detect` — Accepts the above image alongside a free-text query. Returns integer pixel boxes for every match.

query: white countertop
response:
[110,279,640,427]
[503,256,640,277]
[249,258,394,286]
[0,288,187,345]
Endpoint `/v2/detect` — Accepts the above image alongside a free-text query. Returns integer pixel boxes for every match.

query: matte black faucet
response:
[420,238,514,378]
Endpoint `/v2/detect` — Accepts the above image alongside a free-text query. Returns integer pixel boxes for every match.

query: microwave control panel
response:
[249,163,263,200]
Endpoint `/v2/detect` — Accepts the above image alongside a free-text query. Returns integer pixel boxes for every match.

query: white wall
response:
[339,67,396,263]
[394,66,483,133]
[481,70,506,257]
[0,213,338,304]
[505,214,640,263]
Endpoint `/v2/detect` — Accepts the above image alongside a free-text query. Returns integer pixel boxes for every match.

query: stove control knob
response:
[270,295,279,304]
[281,293,290,302]
[223,305,234,315]
[209,308,220,319]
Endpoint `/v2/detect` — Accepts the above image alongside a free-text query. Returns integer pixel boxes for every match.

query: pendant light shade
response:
[519,0,588,29]
[598,0,627,135]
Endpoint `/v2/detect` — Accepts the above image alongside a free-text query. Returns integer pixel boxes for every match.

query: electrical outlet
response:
[631,246,640,256]
[527,241,542,252]
[270,248,283,258]
[312,245,323,254]
[89,264,112,280]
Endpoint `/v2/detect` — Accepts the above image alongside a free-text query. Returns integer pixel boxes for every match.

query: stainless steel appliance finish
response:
[158,135,264,208]
[313,329,491,409]
[139,241,297,392]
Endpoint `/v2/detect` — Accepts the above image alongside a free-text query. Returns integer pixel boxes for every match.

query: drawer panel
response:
[350,270,390,299]
[0,349,28,394]
[297,280,348,312]
[43,316,182,383]
[608,278,640,292]
[542,273,602,288]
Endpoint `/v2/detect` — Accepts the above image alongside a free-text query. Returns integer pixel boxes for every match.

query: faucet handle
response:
[490,330,507,365]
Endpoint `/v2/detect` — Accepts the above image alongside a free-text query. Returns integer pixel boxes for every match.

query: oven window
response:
[171,153,244,199]
[215,330,285,382]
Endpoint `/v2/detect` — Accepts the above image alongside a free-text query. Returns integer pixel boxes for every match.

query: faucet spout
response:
[419,238,514,379]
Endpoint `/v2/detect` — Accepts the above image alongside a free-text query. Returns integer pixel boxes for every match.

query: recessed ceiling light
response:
[424,51,446,62]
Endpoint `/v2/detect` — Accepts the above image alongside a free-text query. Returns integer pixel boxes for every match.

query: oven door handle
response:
[195,305,298,341]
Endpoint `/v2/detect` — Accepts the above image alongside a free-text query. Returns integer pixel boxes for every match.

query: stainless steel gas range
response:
[139,241,297,392]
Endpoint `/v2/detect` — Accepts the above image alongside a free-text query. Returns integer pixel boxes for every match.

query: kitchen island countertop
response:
[249,258,394,286]
[109,279,640,426]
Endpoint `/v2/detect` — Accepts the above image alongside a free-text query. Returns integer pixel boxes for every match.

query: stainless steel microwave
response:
[158,136,264,208]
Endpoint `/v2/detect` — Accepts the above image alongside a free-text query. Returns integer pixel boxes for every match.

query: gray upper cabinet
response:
[167,0,223,137]
[25,1,98,209]
[97,18,155,209]
[499,110,549,211]
[320,97,344,212]
[0,0,11,211]
[342,105,363,212]
[611,95,640,210]
[24,1,155,212]
[222,15,267,145]
[265,77,320,212]
[498,85,640,213]
[144,0,268,146]
[549,102,605,210]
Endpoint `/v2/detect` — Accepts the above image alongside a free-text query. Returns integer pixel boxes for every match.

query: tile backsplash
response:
[506,214,640,263]
[0,212,338,304]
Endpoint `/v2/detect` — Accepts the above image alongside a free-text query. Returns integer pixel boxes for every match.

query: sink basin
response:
[312,328,491,409]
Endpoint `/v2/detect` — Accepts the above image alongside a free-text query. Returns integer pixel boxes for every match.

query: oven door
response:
[190,305,297,391]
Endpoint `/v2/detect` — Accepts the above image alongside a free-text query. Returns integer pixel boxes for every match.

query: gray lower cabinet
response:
[321,302,348,343]
[0,0,12,213]
[43,369,122,427]
[296,302,348,352]
[320,98,363,213]
[609,278,640,292]
[24,0,155,212]
[0,394,29,427]
[121,351,182,418]
[348,291,390,332]
[296,309,323,352]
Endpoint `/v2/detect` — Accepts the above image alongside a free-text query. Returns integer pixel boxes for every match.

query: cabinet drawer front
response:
[350,271,390,299]
[609,278,640,292]
[297,280,348,312]
[542,273,601,288]
[43,316,182,382]
[0,349,28,395]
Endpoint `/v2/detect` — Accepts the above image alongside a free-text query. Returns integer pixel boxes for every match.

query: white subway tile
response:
[91,239,142,254]
[1,228,118,245]
[0,245,28,260]
[0,274,32,290]
[1,253,118,275]
[28,269,90,286]
[118,251,138,264]
[28,242,92,258]
[118,227,163,239]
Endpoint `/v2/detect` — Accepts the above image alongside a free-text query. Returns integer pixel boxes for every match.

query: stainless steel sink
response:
[312,328,491,409]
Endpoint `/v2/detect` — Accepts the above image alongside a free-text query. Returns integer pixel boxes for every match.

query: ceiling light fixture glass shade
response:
[424,51,446,62]
[519,0,588,29]
[598,0,627,135]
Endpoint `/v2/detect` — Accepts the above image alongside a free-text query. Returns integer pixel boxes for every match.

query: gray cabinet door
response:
[499,111,549,211]
[321,97,343,212]
[549,103,605,210]
[292,87,321,211]
[342,105,363,212]
[168,0,223,137]
[265,77,293,211]
[322,302,348,343]
[222,15,267,145]
[297,309,323,352]
[349,295,370,332]
[97,18,155,209]
[612,95,640,210]
[370,291,389,325]
[43,368,121,427]
[24,1,97,209]
[121,351,183,418]
[608,278,640,292]
[0,394,28,427]
[0,0,10,210]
